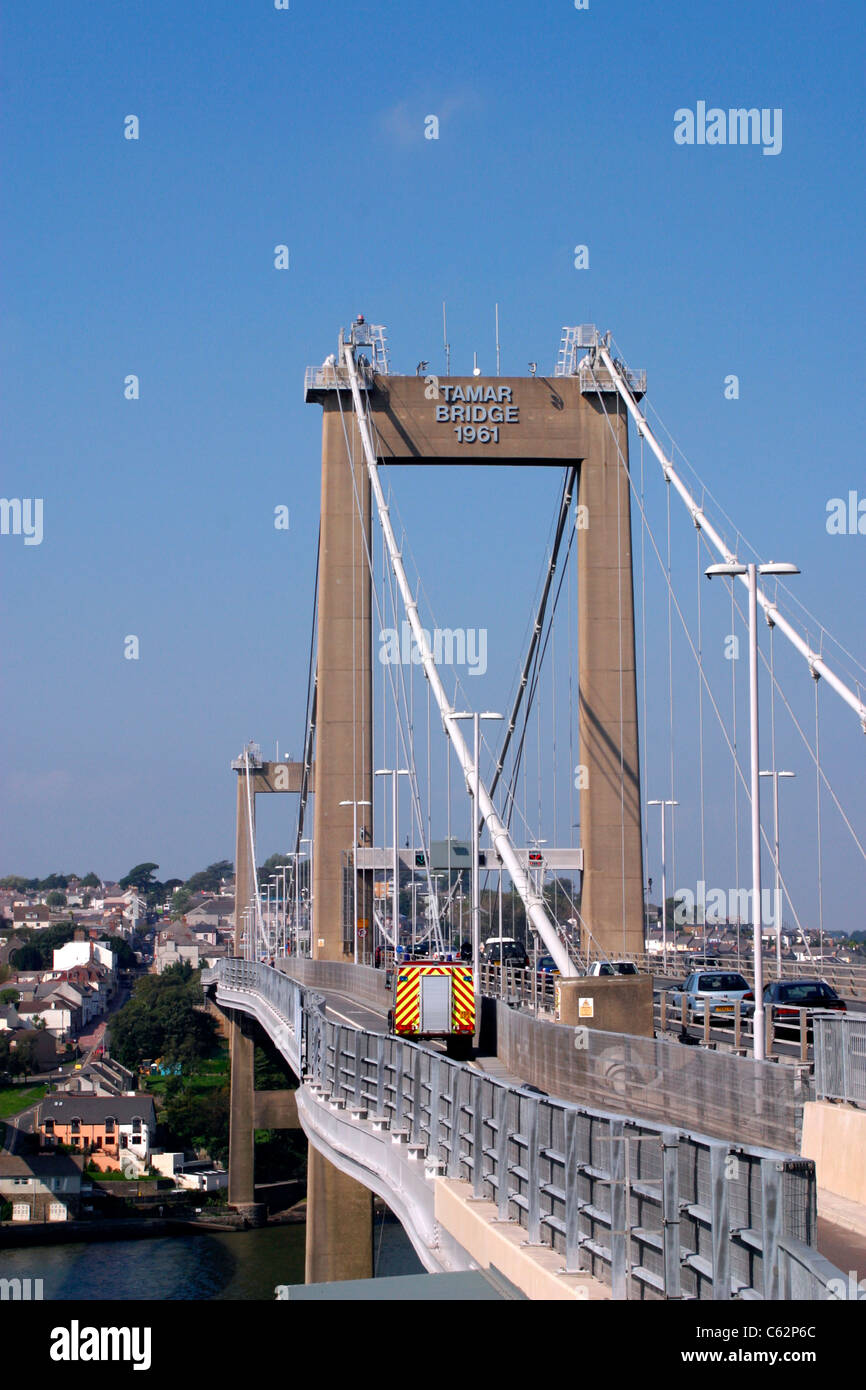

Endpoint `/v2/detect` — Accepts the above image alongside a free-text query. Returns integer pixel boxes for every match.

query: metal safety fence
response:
[209,958,851,1300]
[813,1012,866,1104]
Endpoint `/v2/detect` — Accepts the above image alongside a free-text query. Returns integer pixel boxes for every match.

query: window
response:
[70,1117,81,1134]
[44,1119,54,1135]
[105,1116,115,1133]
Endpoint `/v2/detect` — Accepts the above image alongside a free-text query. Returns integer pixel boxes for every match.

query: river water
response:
[0,1217,422,1300]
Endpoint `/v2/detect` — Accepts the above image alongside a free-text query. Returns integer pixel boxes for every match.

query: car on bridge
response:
[746,978,847,1037]
[674,970,754,1021]
[481,937,529,968]
[585,960,640,977]
[536,954,559,974]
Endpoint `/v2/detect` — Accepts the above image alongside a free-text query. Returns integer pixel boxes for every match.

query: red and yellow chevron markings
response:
[393,963,475,1035]
[451,967,475,1033]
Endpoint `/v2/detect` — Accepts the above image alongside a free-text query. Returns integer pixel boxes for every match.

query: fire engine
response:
[388,959,475,1059]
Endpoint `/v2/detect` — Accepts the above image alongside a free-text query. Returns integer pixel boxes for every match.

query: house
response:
[38,1095,157,1172]
[16,999,53,1028]
[0,1153,84,1222]
[186,898,235,931]
[2,1026,59,1071]
[53,939,114,974]
[155,925,200,974]
[12,904,50,930]
[0,1004,21,1032]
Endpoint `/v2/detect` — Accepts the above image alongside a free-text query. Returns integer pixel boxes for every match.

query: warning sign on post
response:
[578,997,594,1019]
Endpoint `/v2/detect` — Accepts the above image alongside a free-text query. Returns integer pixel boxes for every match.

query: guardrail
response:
[654,994,823,1066]
[813,1012,866,1104]
[622,953,866,999]
[207,958,850,1299]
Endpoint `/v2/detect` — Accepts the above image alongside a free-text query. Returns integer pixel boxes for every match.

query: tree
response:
[81,872,100,888]
[0,988,20,1006]
[97,935,137,970]
[10,922,77,971]
[120,862,161,892]
[260,853,291,876]
[185,860,232,895]
[39,874,69,891]
[9,945,43,971]
[109,964,217,1071]
[46,890,67,908]
[170,888,193,919]
[161,1085,229,1166]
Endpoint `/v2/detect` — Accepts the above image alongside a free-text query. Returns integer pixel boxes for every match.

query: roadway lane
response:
[319,990,389,1035]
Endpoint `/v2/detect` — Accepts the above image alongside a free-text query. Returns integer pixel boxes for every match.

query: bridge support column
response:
[312,406,373,961]
[229,763,259,1214]
[577,397,645,958]
[305,1144,374,1283]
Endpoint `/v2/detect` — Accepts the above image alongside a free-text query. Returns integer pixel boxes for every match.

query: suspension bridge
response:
[205,317,866,1298]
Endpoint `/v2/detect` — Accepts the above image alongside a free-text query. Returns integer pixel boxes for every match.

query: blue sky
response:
[2,1,864,930]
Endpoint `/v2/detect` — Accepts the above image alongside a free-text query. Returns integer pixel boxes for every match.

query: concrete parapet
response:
[801,1100,866,1206]
[495,999,802,1150]
[556,975,653,1037]
[283,958,391,1012]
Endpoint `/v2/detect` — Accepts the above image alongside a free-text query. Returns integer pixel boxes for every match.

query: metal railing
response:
[813,1012,866,1104]
[623,952,866,999]
[208,958,851,1299]
[304,364,352,393]
[654,993,822,1066]
[479,961,558,1012]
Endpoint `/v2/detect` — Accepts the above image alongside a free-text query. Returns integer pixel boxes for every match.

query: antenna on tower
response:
[473,351,481,377]
[495,303,501,377]
[442,302,450,376]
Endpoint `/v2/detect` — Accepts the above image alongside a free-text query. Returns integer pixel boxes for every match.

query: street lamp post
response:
[647,801,677,972]
[340,798,372,964]
[375,770,409,959]
[451,712,503,1009]
[300,838,313,953]
[759,769,795,977]
[706,560,799,1060]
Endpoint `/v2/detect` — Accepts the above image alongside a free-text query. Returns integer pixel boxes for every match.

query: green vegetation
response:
[85,1166,161,1183]
[97,935,137,970]
[170,887,193,919]
[260,853,293,876]
[0,1034,39,1081]
[0,988,20,1006]
[110,963,219,1070]
[0,1083,46,1119]
[160,1083,229,1166]
[184,861,232,895]
[9,921,78,971]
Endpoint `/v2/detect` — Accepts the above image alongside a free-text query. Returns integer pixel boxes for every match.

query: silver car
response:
[677,971,754,1019]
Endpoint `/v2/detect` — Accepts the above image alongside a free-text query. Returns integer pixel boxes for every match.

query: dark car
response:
[483,938,529,968]
[751,979,847,1036]
[536,954,560,974]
